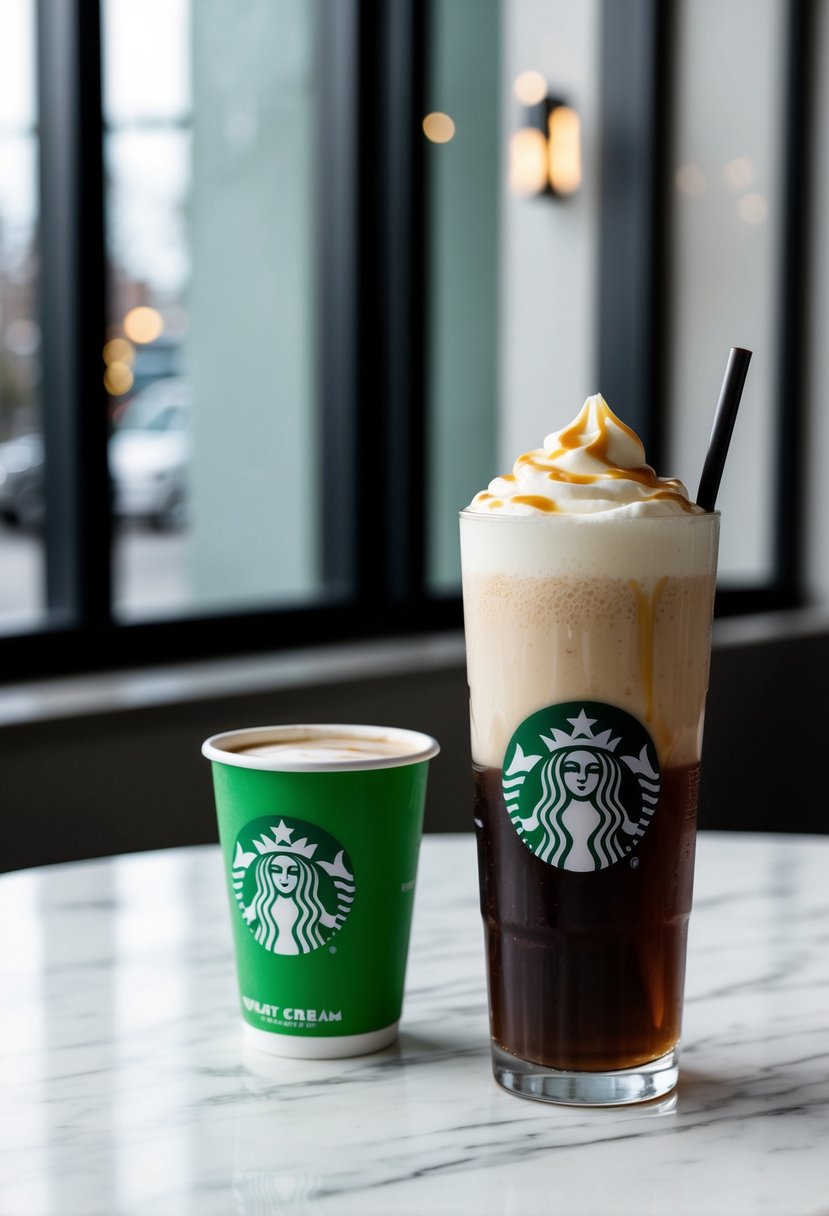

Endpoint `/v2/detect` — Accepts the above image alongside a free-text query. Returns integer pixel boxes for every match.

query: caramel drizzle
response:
[628,576,669,744]
[509,395,694,510]
[510,494,558,513]
[558,397,642,457]
[509,459,695,511]
[472,490,539,511]
[477,397,696,513]
[470,492,505,510]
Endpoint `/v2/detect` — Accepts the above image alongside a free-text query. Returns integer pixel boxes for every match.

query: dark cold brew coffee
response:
[474,763,699,1071]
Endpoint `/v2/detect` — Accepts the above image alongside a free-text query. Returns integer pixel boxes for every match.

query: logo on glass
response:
[502,702,660,872]
[230,816,355,954]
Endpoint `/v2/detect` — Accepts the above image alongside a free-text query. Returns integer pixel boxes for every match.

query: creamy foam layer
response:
[467,394,701,518]
[460,512,718,580]
[235,738,420,764]
[461,514,719,769]
[203,725,440,771]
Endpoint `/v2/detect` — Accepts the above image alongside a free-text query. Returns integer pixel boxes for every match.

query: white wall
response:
[499,0,601,467]
[667,0,785,586]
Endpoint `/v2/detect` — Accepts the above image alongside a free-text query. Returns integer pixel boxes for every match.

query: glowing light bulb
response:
[548,106,582,195]
[509,128,548,196]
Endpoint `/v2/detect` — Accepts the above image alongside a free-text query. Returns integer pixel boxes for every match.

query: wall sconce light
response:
[509,81,582,199]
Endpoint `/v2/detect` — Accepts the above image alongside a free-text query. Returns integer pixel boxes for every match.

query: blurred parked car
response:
[110,378,190,530]
[0,378,190,532]
[0,432,45,530]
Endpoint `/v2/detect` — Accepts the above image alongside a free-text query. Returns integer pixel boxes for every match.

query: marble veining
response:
[2,834,829,1215]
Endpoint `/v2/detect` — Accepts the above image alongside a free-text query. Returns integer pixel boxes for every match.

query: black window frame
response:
[0,0,812,685]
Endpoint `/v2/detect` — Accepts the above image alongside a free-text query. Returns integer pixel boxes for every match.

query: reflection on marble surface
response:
[2,834,829,1215]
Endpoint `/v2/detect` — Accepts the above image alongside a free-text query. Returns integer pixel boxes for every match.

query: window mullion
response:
[774,0,814,604]
[378,0,427,608]
[37,0,111,631]
[317,0,361,602]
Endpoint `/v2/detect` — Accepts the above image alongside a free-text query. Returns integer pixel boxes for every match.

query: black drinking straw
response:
[695,347,752,512]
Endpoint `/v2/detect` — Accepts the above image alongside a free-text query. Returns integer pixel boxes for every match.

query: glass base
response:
[491,1043,679,1106]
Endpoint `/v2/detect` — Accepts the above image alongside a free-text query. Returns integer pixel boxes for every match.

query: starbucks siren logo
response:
[503,702,660,872]
[230,815,355,954]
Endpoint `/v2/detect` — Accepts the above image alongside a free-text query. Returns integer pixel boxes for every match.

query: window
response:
[0,0,817,683]
[667,0,786,586]
[103,0,341,620]
[0,0,42,631]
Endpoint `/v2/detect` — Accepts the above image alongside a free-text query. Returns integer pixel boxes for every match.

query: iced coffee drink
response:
[461,394,719,1105]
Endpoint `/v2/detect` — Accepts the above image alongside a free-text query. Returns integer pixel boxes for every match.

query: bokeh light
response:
[724,156,755,190]
[737,192,768,224]
[513,70,548,106]
[422,112,456,144]
[103,337,135,367]
[123,306,164,344]
[104,362,134,395]
[675,164,707,196]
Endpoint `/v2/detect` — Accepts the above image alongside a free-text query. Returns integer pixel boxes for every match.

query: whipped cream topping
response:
[467,394,700,517]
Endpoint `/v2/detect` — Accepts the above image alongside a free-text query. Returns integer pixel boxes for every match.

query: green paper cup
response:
[202,723,440,1059]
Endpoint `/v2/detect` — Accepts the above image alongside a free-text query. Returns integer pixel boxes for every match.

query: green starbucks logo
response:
[230,816,355,955]
[503,702,660,872]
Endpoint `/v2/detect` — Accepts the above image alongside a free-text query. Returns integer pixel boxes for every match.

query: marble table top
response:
[2,832,828,1215]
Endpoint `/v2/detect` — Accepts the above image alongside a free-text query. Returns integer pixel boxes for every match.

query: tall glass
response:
[460,509,719,1105]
